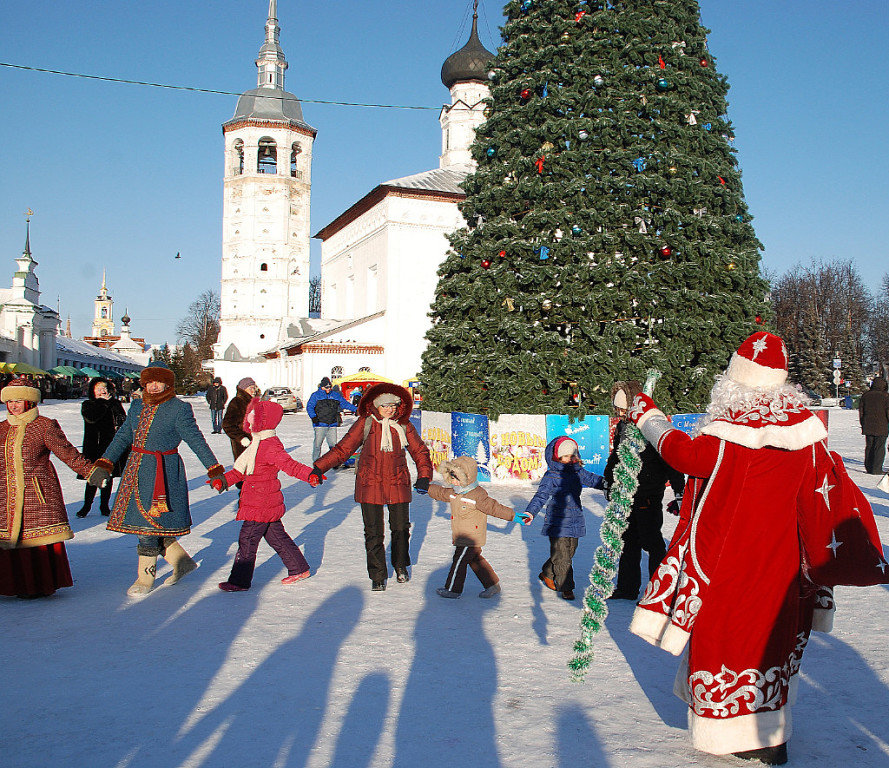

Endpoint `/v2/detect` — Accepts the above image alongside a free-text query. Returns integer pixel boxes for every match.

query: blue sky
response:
[0,0,886,344]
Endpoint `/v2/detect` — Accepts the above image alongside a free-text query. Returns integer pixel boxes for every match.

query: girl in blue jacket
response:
[517,436,604,600]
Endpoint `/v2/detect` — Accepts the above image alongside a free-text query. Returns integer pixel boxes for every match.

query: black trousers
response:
[360,502,411,582]
[444,545,497,593]
[83,481,112,511]
[864,433,887,474]
[540,536,579,592]
[615,497,666,598]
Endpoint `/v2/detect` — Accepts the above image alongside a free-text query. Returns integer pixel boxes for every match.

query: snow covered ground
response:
[4,398,889,768]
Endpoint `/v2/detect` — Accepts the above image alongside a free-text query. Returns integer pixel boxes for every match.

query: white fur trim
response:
[689,706,790,755]
[660,623,691,656]
[726,352,788,389]
[1,385,41,403]
[629,607,670,646]
[701,414,827,450]
[812,606,835,633]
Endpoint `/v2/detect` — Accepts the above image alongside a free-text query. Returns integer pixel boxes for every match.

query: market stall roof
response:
[77,366,104,377]
[8,362,49,375]
[332,372,393,386]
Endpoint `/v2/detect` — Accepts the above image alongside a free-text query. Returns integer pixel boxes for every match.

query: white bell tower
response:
[216,0,316,362]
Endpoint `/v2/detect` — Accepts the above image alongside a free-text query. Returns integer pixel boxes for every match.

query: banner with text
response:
[488,414,547,483]
[452,411,491,483]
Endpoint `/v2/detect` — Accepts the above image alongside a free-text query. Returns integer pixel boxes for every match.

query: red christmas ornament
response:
[700,57,709,67]
[718,176,726,185]
[481,259,492,269]
[575,10,586,23]
[659,245,673,257]
[658,54,666,70]
[520,88,531,100]
[498,250,506,258]
[755,315,763,325]
[535,156,546,174]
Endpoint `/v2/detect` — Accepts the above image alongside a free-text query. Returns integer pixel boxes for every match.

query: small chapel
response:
[212,1,494,400]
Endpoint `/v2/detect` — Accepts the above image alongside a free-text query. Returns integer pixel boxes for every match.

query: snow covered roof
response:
[56,335,141,368]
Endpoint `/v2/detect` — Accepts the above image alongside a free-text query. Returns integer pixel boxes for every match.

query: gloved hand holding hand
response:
[206,477,226,493]
[513,512,533,525]
[413,477,430,494]
[667,495,683,516]
[87,465,112,489]
[309,468,325,487]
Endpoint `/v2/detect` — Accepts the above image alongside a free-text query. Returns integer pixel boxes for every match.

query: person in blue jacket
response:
[516,436,605,600]
[306,377,357,463]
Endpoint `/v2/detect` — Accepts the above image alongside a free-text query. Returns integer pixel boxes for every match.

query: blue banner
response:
[451,411,491,482]
[545,414,612,476]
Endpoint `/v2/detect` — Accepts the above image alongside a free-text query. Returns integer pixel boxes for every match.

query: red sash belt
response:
[132,446,178,516]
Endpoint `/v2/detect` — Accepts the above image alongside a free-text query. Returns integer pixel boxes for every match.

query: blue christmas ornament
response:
[542,81,548,98]
[735,214,744,222]
[703,123,712,131]
[656,78,670,91]
[538,245,550,260]
[571,225,582,236]
[632,157,646,172]
[565,140,571,149]
[522,0,533,11]
[486,147,496,158]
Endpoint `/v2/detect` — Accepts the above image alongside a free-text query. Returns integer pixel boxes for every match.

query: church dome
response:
[440,13,494,89]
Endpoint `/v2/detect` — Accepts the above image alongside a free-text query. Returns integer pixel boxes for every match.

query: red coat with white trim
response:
[629,397,888,757]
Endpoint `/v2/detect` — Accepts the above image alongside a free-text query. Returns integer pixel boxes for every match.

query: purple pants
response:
[227,520,309,588]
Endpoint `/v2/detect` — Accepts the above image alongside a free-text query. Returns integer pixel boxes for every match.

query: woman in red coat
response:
[216,398,320,591]
[313,383,432,591]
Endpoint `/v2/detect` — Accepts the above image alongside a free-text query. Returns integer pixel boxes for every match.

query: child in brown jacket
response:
[428,455,516,599]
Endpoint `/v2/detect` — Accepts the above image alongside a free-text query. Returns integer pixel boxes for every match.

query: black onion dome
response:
[440,14,494,89]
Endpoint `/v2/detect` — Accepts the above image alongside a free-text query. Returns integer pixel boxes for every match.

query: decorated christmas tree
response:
[421,0,770,417]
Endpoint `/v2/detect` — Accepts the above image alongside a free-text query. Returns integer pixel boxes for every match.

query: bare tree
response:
[868,273,889,376]
[177,290,220,361]
[309,275,321,316]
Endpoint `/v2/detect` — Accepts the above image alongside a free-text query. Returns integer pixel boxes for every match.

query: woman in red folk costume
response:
[626,331,889,765]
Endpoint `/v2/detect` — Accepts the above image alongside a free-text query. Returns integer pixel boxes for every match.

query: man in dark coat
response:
[859,376,889,474]
[223,377,259,462]
[605,380,685,600]
[205,377,229,434]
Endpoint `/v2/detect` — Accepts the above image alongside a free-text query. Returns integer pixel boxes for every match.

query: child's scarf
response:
[233,429,276,475]
[371,415,407,452]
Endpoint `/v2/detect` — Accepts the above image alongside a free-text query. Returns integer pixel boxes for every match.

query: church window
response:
[331,366,344,378]
[257,137,277,174]
[290,143,302,178]
[233,139,244,176]
[101,308,107,318]
[260,263,268,272]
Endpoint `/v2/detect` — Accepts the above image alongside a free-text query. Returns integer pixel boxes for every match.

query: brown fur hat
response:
[140,362,175,389]
[357,382,413,422]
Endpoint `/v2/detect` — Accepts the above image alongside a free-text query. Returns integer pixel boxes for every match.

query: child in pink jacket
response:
[214,398,322,592]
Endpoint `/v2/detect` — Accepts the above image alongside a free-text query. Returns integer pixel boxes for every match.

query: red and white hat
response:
[725,331,788,389]
[553,436,579,459]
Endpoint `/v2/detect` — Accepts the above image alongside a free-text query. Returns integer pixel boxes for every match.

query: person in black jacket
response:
[77,377,128,517]
[859,376,889,474]
[205,377,229,434]
[223,377,260,463]
[604,380,685,600]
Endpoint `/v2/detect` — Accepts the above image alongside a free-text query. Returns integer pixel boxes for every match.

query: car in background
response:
[261,387,303,413]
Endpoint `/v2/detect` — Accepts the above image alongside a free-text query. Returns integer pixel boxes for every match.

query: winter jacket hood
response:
[243,399,283,433]
[438,455,478,490]
[357,383,413,422]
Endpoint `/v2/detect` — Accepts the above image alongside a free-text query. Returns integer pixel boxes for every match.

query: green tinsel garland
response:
[569,369,661,681]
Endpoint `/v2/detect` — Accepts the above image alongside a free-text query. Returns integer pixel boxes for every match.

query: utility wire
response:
[0,61,440,111]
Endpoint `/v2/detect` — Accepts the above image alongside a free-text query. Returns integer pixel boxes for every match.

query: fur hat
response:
[237,377,257,391]
[553,436,579,459]
[140,362,175,389]
[319,376,332,388]
[373,392,401,408]
[1,376,41,403]
[725,331,788,389]
[213,377,222,385]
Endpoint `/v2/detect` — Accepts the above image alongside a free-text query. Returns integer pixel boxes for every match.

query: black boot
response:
[77,484,97,517]
[99,483,113,516]
[732,743,788,765]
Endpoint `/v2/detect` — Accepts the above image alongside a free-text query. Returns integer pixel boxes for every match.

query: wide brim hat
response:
[725,331,788,389]
[1,377,41,403]
[140,362,175,389]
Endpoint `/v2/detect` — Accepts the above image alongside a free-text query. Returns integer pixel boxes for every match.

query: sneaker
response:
[436,587,461,599]
[281,571,310,585]
[478,583,501,598]
[395,568,410,583]
[732,743,788,765]
[561,589,575,600]
[538,573,556,591]
[218,581,249,592]
[371,580,387,591]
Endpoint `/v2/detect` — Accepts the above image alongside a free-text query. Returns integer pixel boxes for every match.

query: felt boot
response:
[163,540,197,585]
[127,555,157,597]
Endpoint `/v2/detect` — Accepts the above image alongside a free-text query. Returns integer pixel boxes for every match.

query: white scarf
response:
[233,429,276,476]
[372,415,407,452]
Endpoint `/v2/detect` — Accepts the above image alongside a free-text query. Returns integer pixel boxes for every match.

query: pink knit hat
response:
[725,331,789,389]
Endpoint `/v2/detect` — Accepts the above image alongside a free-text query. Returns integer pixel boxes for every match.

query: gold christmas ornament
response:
[726,261,737,271]
[668,165,678,176]
[542,299,553,311]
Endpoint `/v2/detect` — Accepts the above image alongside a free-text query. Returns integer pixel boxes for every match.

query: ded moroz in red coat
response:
[313,383,432,505]
[223,399,313,523]
[627,332,889,759]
